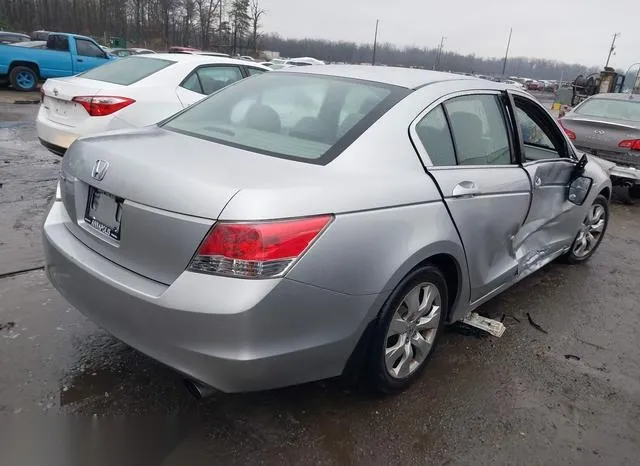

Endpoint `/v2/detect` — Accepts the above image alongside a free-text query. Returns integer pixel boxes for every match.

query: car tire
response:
[367,264,447,394]
[9,66,38,92]
[562,195,609,264]
[613,185,638,205]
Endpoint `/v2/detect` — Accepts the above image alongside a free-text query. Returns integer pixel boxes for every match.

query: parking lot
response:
[1,100,639,465]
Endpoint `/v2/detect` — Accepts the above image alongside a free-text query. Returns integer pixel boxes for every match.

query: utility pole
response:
[604,33,620,68]
[434,36,445,70]
[219,0,223,48]
[372,19,379,66]
[501,27,512,76]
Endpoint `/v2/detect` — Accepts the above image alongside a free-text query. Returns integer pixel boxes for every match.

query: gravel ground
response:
[0,103,638,466]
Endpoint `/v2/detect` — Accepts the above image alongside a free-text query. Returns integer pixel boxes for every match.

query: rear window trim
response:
[162,73,411,166]
[78,56,177,85]
[178,63,244,95]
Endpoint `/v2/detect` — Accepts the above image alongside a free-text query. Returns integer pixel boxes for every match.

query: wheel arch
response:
[9,61,41,78]
[376,242,470,324]
[341,247,469,384]
[599,186,611,201]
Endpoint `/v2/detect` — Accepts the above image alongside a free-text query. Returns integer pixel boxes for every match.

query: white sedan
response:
[37,54,269,155]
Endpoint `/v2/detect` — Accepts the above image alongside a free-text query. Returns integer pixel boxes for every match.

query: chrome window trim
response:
[507,90,578,162]
[409,89,515,169]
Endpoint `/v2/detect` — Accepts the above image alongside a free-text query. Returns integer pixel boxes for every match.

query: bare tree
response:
[182,0,195,45]
[195,0,219,49]
[249,0,263,55]
[230,0,248,55]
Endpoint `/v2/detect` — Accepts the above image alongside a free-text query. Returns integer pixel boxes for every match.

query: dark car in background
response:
[0,31,30,44]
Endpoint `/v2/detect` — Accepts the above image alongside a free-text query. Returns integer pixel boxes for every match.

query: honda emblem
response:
[91,160,109,181]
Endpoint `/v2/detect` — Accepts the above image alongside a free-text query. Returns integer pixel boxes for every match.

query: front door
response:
[412,92,532,303]
[508,93,583,275]
[73,38,110,73]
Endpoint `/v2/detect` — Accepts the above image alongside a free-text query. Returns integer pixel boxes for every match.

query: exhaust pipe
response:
[183,379,215,399]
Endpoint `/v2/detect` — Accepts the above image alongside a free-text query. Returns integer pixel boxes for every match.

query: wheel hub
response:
[384,282,442,379]
[572,203,606,258]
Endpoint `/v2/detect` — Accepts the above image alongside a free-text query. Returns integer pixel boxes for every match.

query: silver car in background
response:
[559,93,640,202]
[44,66,612,395]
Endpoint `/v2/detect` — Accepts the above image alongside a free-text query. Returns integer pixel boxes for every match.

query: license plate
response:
[46,97,70,118]
[84,187,122,240]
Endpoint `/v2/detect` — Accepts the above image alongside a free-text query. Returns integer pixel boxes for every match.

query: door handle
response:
[77,58,84,62]
[452,181,480,198]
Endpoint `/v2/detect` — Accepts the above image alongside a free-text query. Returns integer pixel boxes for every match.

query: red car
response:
[526,80,543,91]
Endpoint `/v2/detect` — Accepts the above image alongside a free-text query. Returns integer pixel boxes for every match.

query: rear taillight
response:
[618,139,640,151]
[72,96,135,116]
[558,119,576,140]
[188,215,333,278]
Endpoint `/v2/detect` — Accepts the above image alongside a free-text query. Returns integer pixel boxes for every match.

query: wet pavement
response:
[1,103,639,465]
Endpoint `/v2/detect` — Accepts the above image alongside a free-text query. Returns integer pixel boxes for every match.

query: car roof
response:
[134,53,268,68]
[588,93,639,102]
[280,64,492,89]
[0,31,29,37]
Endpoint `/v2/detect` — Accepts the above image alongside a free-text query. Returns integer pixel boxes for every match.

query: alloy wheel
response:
[384,282,441,379]
[573,203,606,258]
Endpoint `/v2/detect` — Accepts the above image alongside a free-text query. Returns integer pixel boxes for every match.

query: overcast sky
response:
[259,0,639,70]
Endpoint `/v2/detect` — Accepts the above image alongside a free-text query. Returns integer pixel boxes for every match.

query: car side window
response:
[47,35,69,52]
[196,66,243,94]
[444,94,511,166]
[181,73,202,94]
[76,39,105,58]
[513,96,569,161]
[415,105,457,166]
[515,107,555,151]
[247,67,266,76]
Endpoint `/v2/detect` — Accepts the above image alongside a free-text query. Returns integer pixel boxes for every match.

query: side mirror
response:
[571,153,588,178]
[568,176,592,205]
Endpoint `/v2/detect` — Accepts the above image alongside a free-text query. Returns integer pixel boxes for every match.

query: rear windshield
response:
[575,98,640,122]
[163,72,406,164]
[79,56,175,85]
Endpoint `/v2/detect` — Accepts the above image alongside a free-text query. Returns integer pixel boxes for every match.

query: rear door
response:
[72,37,110,73]
[508,92,582,272]
[411,91,532,304]
[175,64,244,107]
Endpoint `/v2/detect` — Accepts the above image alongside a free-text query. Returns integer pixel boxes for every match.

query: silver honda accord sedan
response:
[44,65,612,394]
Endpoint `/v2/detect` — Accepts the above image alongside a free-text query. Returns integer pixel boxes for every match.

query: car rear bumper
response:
[38,138,66,156]
[44,201,378,392]
[575,144,640,169]
[36,105,113,153]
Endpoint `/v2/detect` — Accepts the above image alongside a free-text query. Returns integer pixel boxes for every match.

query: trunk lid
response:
[561,114,640,167]
[59,127,324,284]
[41,77,124,127]
[561,114,639,152]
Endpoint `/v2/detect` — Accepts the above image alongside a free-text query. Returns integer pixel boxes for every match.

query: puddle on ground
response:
[59,368,122,406]
[0,112,25,122]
